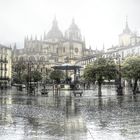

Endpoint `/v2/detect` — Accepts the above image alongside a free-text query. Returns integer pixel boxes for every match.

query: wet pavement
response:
[0,86,140,140]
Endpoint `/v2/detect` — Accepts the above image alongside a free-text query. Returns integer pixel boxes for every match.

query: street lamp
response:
[116,54,123,95]
[27,60,34,94]
[0,57,2,89]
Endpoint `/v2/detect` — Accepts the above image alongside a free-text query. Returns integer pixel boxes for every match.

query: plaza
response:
[0,86,140,140]
[0,1,140,139]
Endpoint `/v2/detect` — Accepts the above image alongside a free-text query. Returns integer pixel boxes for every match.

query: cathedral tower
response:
[45,17,63,42]
[119,17,132,47]
[65,18,82,41]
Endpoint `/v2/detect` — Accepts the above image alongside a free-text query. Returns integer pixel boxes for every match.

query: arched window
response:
[40,56,45,61]
[15,57,18,61]
[29,56,35,61]
[63,48,65,53]
[56,48,58,54]
[75,48,78,53]
[19,57,24,61]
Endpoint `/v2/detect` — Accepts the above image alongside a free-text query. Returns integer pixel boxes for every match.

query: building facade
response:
[13,18,93,69]
[104,19,140,60]
[76,19,140,68]
[0,44,12,88]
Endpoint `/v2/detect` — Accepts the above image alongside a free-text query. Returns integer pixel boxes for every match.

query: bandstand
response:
[51,63,82,89]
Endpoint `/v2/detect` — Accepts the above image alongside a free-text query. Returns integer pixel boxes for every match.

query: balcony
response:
[0,59,8,63]
[0,68,7,71]
[0,77,9,80]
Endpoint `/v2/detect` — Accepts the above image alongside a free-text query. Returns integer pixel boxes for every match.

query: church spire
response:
[125,16,128,29]
[72,18,75,24]
[52,16,58,29]
[123,16,131,34]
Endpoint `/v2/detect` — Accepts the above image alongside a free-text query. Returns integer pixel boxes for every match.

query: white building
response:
[0,44,12,88]
[76,19,140,67]
[104,19,140,60]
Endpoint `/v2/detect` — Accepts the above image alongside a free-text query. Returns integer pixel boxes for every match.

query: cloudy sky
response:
[0,0,140,50]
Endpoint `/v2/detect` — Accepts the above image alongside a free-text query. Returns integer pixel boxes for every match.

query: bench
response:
[41,89,48,95]
[73,90,83,96]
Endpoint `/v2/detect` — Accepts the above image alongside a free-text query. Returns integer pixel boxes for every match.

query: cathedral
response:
[13,18,93,71]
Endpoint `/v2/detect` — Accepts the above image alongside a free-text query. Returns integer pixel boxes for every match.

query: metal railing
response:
[0,59,8,63]
[0,77,9,80]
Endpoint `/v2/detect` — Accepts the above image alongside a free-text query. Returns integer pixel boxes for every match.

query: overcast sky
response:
[0,0,140,50]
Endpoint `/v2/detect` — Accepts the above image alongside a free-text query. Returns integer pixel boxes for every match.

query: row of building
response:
[1,18,140,86]
[76,19,140,67]
[0,45,12,87]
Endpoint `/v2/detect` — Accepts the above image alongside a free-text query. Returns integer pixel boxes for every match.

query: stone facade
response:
[104,20,140,60]
[0,44,12,87]
[13,18,93,71]
[119,19,140,48]
[119,20,132,47]
[76,19,140,68]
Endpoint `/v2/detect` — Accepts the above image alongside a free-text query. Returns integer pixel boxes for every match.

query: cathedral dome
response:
[69,19,80,31]
[65,19,82,41]
[46,17,63,40]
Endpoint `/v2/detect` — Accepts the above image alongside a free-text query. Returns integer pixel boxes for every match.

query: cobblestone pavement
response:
[0,86,140,140]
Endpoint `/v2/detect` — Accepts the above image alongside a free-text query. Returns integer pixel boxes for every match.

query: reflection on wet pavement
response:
[0,87,140,140]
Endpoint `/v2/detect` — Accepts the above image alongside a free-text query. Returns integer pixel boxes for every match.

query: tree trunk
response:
[133,79,138,94]
[98,82,102,96]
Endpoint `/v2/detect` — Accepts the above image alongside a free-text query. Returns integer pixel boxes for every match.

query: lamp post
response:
[27,62,30,93]
[27,61,33,94]
[4,58,7,89]
[116,54,123,95]
[0,57,2,89]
